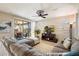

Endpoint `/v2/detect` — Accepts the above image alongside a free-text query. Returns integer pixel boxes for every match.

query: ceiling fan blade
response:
[41,16,46,18]
[31,15,39,17]
[42,14,48,16]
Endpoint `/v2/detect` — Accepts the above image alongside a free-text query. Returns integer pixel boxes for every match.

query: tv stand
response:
[42,33,58,43]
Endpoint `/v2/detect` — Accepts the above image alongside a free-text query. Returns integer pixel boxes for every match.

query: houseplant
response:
[35,29,41,38]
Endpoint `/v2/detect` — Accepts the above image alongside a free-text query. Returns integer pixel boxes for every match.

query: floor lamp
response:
[69,23,72,39]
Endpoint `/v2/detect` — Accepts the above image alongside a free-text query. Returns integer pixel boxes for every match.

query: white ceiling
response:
[0,3,78,21]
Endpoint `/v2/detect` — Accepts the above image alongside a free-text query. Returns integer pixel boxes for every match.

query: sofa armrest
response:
[54,42,65,49]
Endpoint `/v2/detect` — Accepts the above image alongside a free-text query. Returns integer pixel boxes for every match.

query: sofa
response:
[9,43,45,56]
[51,37,79,56]
[1,37,45,56]
[0,37,65,56]
[1,36,79,56]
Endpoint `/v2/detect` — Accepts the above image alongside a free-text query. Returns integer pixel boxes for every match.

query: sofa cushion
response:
[17,39,34,46]
[17,37,40,46]
[26,37,40,44]
[52,46,68,53]
[71,41,79,51]
[72,37,78,44]
[10,43,33,56]
[55,42,66,49]
[17,39,32,44]
[9,43,43,56]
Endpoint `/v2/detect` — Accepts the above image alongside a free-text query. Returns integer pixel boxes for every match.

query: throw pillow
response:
[63,38,71,49]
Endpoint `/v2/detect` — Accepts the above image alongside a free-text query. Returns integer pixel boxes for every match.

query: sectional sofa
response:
[1,36,79,56]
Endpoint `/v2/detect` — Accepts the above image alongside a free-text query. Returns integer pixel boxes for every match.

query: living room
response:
[0,3,79,56]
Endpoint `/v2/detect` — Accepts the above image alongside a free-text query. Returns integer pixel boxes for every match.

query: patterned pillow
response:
[63,38,71,50]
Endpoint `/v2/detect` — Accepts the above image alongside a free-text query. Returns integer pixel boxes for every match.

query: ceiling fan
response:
[32,4,58,19]
[36,10,48,18]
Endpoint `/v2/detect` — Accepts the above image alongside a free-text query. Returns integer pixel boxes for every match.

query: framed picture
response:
[0,21,11,32]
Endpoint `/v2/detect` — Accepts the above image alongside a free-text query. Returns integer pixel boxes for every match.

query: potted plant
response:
[35,29,41,38]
